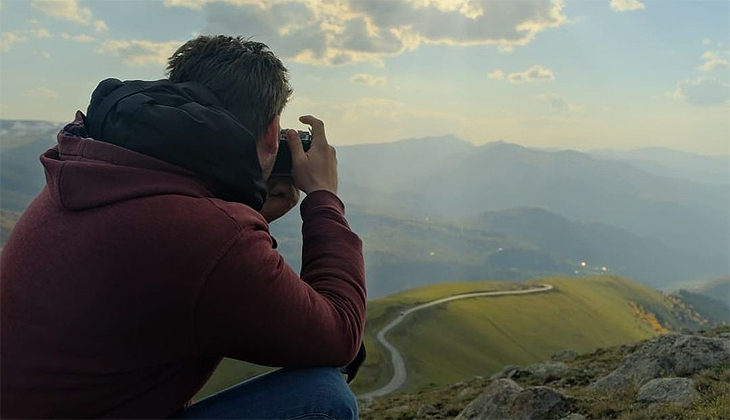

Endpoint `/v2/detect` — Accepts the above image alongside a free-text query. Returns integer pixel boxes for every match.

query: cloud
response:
[32,0,92,23]
[95,39,182,66]
[488,70,505,80]
[668,78,730,106]
[0,32,28,52]
[698,50,730,72]
[39,51,52,59]
[24,87,59,99]
[169,0,568,66]
[94,20,108,33]
[28,28,52,39]
[507,65,555,83]
[0,27,56,52]
[536,93,583,112]
[609,0,645,12]
[349,73,388,86]
[702,38,712,46]
[61,33,94,43]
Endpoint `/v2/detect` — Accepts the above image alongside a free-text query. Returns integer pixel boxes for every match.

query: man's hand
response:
[259,176,300,223]
[286,116,338,195]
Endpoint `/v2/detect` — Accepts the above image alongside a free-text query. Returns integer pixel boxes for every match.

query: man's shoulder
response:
[199,196,269,232]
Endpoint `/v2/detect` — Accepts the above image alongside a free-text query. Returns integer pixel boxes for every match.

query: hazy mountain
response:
[466,208,718,288]
[2,122,727,292]
[692,277,730,304]
[0,120,61,212]
[588,147,730,186]
[370,142,728,268]
[337,135,475,194]
[673,289,730,325]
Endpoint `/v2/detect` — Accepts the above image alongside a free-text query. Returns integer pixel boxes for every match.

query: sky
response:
[0,0,728,155]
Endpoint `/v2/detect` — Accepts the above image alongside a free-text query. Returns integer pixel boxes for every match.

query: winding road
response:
[357,284,554,399]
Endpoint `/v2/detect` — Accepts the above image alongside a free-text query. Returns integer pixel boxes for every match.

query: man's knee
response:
[286,367,358,420]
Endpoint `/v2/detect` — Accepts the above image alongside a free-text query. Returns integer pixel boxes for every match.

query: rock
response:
[416,403,438,418]
[490,365,519,381]
[455,379,523,420]
[637,377,698,406]
[559,414,586,420]
[552,349,578,362]
[590,334,730,392]
[508,386,574,420]
[386,404,410,414]
[455,380,574,420]
[457,387,474,399]
[491,362,573,384]
[446,381,468,391]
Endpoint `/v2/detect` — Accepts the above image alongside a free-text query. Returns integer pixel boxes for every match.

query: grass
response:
[355,275,672,394]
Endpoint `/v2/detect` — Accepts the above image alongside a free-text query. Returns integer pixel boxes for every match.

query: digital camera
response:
[271,129,312,176]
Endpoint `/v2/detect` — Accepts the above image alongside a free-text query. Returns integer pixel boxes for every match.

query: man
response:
[0,35,366,419]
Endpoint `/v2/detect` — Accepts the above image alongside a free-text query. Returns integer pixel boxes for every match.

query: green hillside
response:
[194,276,706,401]
[350,275,705,394]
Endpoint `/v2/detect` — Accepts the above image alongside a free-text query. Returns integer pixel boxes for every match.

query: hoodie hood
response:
[79,77,267,210]
[40,111,222,211]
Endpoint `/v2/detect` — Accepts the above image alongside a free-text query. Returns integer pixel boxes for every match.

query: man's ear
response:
[262,115,280,154]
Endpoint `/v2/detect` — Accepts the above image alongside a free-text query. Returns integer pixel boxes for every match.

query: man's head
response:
[166,35,293,180]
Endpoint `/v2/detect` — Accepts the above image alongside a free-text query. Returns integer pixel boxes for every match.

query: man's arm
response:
[193,190,366,367]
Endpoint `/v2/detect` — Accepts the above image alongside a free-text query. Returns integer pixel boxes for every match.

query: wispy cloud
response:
[536,93,584,113]
[0,32,28,52]
[32,0,92,23]
[609,0,645,12]
[698,50,730,72]
[667,77,730,106]
[94,20,109,33]
[349,73,388,86]
[32,0,108,32]
[490,65,556,83]
[95,39,182,66]
[61,33,95,43]
[1,27,54,52]
[24,87,59,99]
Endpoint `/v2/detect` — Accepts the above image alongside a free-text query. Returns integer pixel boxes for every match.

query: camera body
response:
[271,129,312,176]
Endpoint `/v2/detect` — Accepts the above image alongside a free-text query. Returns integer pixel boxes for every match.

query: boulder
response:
[590,334,730,392]
[491,362,573,384]
[416,403,438,418]
[508,386,574,420]
[455,380,574,420]
[551,349,578,362]
[636,377,698,406]
[455,379,523,420]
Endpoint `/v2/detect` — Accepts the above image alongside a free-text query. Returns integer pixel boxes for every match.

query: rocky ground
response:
[358,326,730,420]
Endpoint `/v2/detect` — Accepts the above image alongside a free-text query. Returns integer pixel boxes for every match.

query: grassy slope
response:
[356,275,690,394]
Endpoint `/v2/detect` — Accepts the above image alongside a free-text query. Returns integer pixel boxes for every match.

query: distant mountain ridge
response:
[588,146,730,185]
[2,121,728,292]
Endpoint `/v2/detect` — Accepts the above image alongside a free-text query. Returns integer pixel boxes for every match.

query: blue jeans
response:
[173,367,359,419]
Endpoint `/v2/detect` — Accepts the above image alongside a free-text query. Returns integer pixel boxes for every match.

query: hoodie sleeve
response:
[193,190,367,367]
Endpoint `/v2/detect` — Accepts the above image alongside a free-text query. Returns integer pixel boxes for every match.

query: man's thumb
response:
[286,129,306,163]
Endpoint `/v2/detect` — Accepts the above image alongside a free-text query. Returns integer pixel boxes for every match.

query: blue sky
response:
[1,0,728,154]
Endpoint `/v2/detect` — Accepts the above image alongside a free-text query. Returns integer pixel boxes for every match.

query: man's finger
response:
[285,128,306,164]
[299,115,328,148]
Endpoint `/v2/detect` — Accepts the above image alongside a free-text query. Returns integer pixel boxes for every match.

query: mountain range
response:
[1,120,728,296]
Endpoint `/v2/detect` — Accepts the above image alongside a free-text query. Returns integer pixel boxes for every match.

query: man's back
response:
[0,101,366,416]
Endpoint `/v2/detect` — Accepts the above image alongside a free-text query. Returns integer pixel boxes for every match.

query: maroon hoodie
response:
[0,108,366,418]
